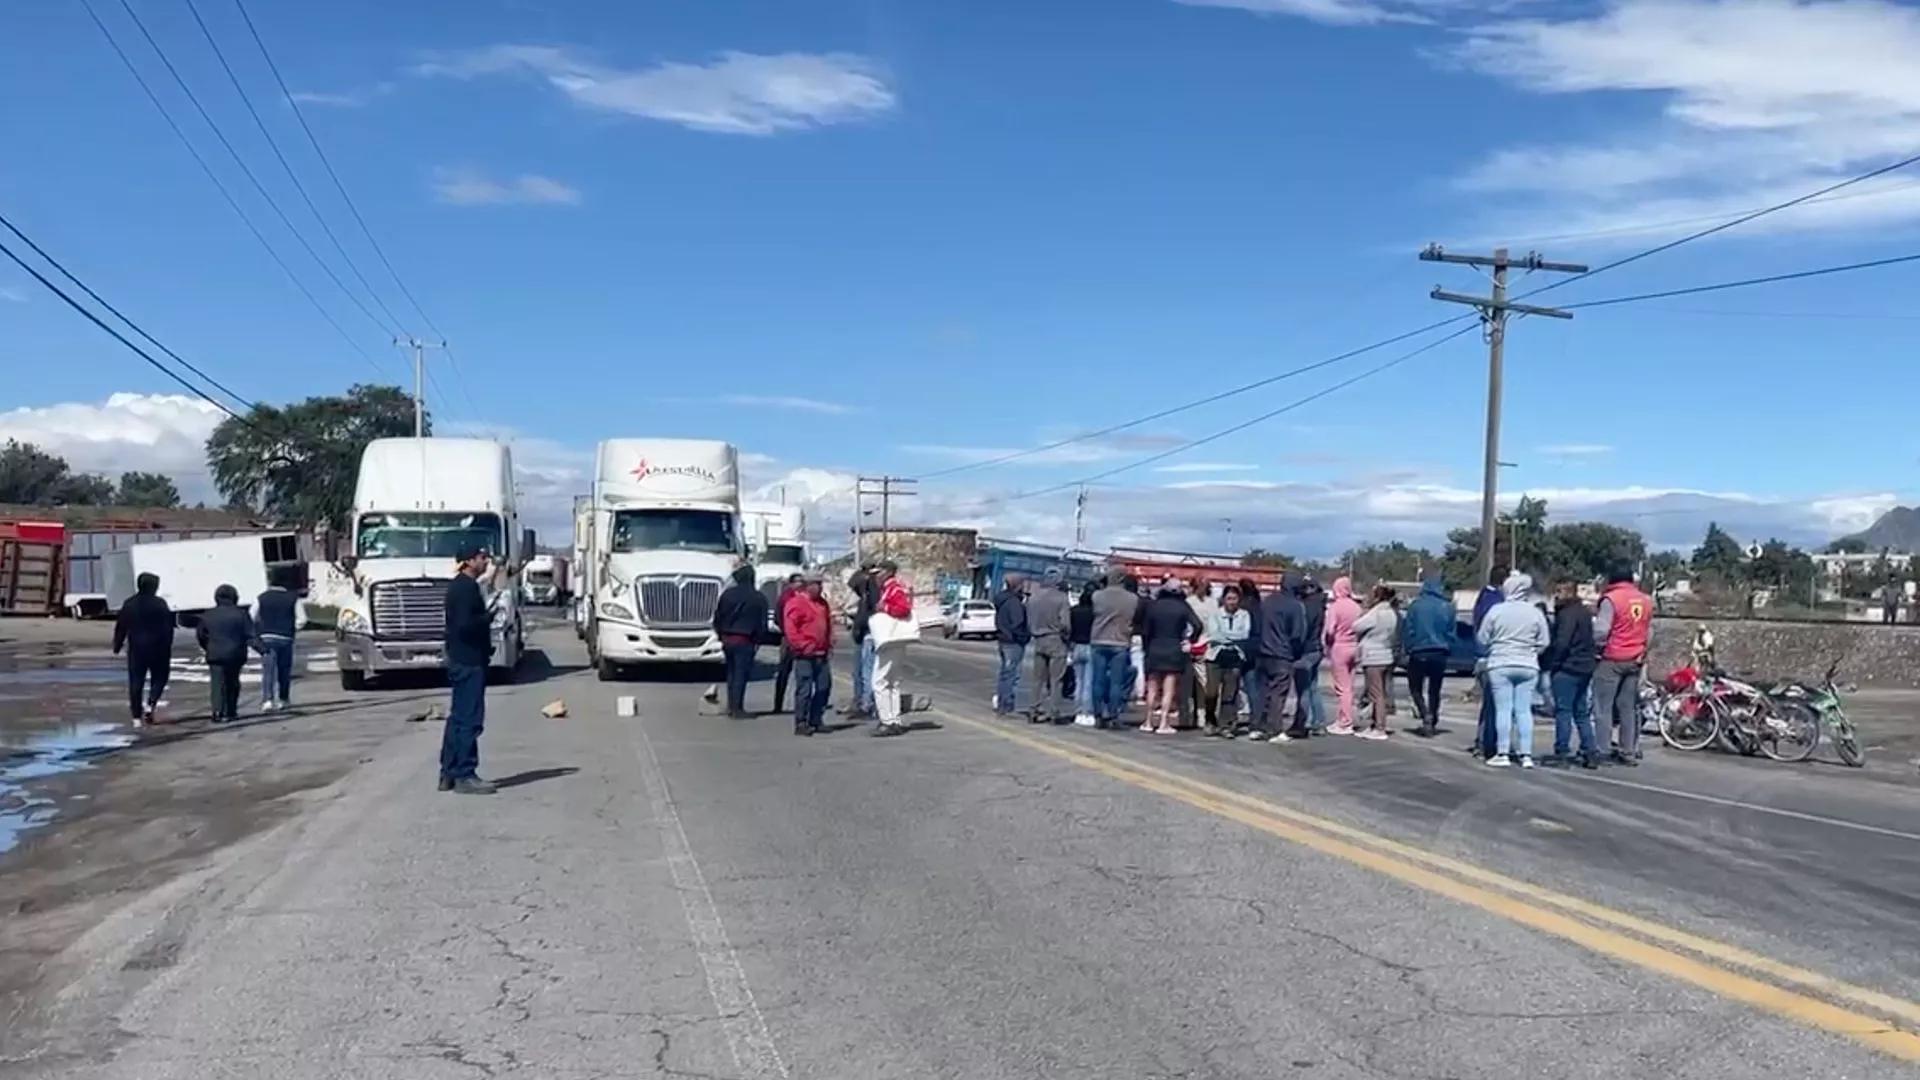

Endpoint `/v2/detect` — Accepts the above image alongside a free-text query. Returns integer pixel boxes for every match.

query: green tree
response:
[116,471,181,509]
[1691,522,1747,585]
[205,384,421,530]
[53,474,116,505]
[1548,521,1646,583]
[1646,550,1688,588]
[1341,541,1436,585]
[1748,539,1816,603]
[1826,536,1869,555]
[1242,548,1291,568]
[0,440,73,504]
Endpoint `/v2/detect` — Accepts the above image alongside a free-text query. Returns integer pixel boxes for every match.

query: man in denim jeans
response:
[1542,580,1600,768]
[251,567,306,713]
[847,563,880,718]
[1088,571,1139,728]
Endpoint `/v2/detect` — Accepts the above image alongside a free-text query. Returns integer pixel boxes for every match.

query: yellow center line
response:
[924,707,1920,1063]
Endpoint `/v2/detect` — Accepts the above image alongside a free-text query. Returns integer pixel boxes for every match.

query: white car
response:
[943,599,997,640]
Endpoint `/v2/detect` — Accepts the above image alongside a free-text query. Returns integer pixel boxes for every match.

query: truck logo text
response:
[630,459,719,485]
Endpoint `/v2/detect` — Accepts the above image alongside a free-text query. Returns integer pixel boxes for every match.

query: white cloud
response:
[289,83,393,108]
[1446,0,1920,242]
[899,443,1125,466]
[0,393,225,501]
[1537,443,1614,459]
[717,395,857,415]
[0,286,26,304]
[416,46,896,136]
[431,168,581,206]
[1173,0,1418,26]
[1152,462,1260,474]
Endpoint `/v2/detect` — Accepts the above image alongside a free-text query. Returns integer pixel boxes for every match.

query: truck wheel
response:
[340,669,369,692]
[596,656,619,682]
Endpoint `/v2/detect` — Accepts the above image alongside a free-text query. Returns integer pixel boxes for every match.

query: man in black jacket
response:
[113,572,174,726]
[1252,571,1307,743]
[1542,580,1600,769]
[195,584,255,725]
[993,574,1031,715]
[441,547,497,794]
[713,564,769,718]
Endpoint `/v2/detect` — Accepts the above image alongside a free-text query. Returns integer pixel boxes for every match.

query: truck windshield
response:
[356,513,504,559]
[611,510,737,554]
[760,544,805,565]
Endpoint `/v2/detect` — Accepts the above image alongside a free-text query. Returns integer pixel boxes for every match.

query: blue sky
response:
[4,0,1919,554]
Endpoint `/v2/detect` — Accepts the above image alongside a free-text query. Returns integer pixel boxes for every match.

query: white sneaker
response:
[1519,755,1536,769]
[1273,732,1296,744]
[1486,754,1512,768]
[1357,729,1389,741]
[1074,714,1096,727]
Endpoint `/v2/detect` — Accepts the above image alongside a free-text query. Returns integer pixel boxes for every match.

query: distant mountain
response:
[1836,506,1920,553]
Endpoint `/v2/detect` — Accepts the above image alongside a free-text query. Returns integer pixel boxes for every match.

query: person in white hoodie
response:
[1474,571,1551,768]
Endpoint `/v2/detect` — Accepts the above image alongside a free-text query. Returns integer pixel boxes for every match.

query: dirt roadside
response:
[0,616,454,1064]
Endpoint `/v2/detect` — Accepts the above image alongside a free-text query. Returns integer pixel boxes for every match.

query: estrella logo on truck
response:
[629,459,719,486]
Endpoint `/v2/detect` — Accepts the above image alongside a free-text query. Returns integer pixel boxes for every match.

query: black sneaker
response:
[871,723,905,738]
[451,777,497,795]
[1539,755,1571,769]
[793,725,813,737]
[1610,751,1639,767]
[1578,754,1600,770]
[437,775,454,792]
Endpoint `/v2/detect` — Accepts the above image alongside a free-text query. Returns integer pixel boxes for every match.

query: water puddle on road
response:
[0,723,135,854]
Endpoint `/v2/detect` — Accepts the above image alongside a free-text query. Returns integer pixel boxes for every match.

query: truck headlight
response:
[491,606,511,629]
[338,609,368,634]
[602,602,634,621]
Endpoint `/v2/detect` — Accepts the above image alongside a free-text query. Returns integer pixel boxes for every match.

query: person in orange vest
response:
[1590,565,1654,766]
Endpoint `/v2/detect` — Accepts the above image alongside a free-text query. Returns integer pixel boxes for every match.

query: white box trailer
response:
[103,534,299,622]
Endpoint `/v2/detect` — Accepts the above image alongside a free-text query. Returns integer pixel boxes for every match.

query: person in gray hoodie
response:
[1350,584,1400,740]
[1025,568,1073,723]
[1474,571,1551,768]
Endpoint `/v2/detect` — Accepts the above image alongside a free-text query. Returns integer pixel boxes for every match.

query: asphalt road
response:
[6,621,1920,1078]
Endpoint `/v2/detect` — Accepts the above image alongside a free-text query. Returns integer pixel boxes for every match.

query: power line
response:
[1513,148,1920,303]
[179,0,404,332]
[1482,177,1920,249]
[110,0,403,347]
[0,209,255,411]
[78,0,388,379]
[1562,251,1920,311]
[0,233,243,422]
[917,313,1476,481]
[227,0,484,423]
[916,149,1920,486]
[993,324,1480,505]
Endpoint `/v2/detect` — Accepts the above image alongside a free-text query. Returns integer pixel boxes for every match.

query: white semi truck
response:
[522,554,568,605]
[582,439,742,679]
[742,502,808,640]
[570,494,592,639]
[334,438,526,689]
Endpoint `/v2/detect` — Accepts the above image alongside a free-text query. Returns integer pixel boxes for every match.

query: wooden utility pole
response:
[1421,245,1586,586]
[856,477,917,560]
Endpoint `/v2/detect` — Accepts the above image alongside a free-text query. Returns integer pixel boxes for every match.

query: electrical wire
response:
[0,210,256,411]
[110,0,404,348]
[179,0,405,332]
[78,0,388,379]
[988,324,1480,506]
[1561,251,1920,311]
[1481,177,1920,250]
[0,233,244,422]
[1512,149,1920,303]
[228,0,485,423]
[917,314,1477,481]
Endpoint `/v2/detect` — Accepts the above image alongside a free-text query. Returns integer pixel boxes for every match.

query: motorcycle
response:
[1762,660,1865,767]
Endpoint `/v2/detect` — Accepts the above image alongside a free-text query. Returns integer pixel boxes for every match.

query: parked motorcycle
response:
[1762,660,1865,767]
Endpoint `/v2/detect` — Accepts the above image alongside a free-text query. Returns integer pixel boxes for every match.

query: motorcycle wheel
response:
[1711,700,1760,756]
[1756,699,1820,763]
[1830,714,1866,767]
[1658,697,1718,752]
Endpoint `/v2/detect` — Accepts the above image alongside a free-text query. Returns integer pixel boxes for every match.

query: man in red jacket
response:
[782,573,834,736]
[1591,566,1654,765]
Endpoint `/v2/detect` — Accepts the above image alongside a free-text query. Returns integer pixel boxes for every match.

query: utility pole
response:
[856,477,918,560]
[1074,486,1089,549]
[395,335,446,438]
[1421,245,1586,586]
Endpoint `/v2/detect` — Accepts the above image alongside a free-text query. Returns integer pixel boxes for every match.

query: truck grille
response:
[638,576,721,628]
[371,579,446,640]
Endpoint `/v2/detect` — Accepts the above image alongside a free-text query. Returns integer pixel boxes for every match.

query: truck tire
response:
[487,665,516,686]
[596,656,619,682]
[340,668,369,692]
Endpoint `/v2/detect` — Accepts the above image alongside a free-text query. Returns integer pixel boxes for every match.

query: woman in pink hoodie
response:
[1322,576,1363,734]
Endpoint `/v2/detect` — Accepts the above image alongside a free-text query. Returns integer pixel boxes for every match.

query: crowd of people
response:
[980,562,1655,771]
